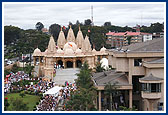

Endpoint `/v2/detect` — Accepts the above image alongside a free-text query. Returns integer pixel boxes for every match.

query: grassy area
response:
[5,93,40,111]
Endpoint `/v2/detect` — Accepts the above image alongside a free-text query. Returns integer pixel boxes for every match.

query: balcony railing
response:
[141,91,161,99]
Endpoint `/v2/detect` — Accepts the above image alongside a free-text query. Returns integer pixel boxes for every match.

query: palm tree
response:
[104,81,119,111]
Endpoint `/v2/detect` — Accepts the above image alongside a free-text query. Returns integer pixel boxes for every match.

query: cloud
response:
[3,2,165,29]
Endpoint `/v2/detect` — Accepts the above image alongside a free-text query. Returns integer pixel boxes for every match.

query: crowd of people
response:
[4,71,56,95]
[36,81,77,111]
[4,71,78,111]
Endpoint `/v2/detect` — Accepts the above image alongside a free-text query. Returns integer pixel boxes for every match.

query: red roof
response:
[106,32,115,35]
[106,31,151,36]
[113,32,126,36]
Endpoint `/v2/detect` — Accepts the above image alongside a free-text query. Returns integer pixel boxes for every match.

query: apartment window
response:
[142,83,161,93]
[134,59,142,66]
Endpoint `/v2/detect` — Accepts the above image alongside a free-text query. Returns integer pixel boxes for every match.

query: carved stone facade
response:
[33,26,108,81]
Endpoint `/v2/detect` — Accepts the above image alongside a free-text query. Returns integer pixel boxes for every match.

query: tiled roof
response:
[121,38,164,52]
[145,58,164,64]
[106,32,115,35]
[139,73,163,81]
[106,31,151,36]
[92,70,129,86]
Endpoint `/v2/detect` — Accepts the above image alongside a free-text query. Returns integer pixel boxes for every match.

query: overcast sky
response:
[3,2,165,30]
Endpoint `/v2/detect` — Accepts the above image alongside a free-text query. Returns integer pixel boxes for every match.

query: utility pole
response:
[91,5,94,26]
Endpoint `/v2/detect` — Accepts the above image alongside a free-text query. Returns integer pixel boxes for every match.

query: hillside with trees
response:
[4,21,164,59]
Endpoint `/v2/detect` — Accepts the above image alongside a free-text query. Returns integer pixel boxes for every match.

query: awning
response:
[139,73,163,83]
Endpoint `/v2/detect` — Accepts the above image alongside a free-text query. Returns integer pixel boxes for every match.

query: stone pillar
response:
[95,93,98,109]
[148,100,155,111]
[99,90,101,111]
[128,58,133,84]
[73,59,76,68]
[63,59,66,69]
[129,89,132,108]
[38,57,40,65]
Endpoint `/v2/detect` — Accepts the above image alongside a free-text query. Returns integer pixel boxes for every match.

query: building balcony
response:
[141,91,161,99]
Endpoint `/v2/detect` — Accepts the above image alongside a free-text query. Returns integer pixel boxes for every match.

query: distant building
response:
[152,32,164,39]
[106,31,152,48]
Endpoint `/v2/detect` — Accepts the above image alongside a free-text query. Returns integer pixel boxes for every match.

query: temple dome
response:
[76,48,82,54]
[63,42,77,51]
[57,48,64,54]
[64,48,74,55]
[100,47,106,53]
[33,48,41,56]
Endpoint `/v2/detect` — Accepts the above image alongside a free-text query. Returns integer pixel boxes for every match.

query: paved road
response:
[53,68,80,85]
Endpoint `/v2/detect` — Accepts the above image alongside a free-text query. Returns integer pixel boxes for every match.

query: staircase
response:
[54,68,80,85]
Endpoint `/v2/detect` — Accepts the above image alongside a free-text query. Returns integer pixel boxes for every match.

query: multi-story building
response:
[106,31,152,48]
[92,38,164,111]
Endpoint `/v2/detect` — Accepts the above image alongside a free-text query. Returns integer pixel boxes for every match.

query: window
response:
[141,83,161,93]
[134,59,142,66]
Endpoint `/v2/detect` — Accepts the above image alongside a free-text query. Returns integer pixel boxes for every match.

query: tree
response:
[104,82,120,111]
[94,62,105,72]
[66,61,97,111]
[4,25,23,45]
[126,36,133,45]
[84,19,92,26]
[9,97,29,111]
[104,22,111,26]
[24,64,34,76]
[49,23,61,43]
[35,22,44,31]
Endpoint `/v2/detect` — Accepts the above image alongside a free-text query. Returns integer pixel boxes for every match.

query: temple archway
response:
[66,61,73,68]
[57,60,63,67]
[76,60,82,68]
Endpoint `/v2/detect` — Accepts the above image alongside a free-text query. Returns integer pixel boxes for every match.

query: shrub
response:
[24,90,28,94]
[36,102,39,105]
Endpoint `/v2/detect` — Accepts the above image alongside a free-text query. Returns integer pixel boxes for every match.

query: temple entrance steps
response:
[53,68,80,85]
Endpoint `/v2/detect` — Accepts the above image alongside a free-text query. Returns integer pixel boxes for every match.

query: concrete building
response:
[32,26,108,81]
[106,31,152,48]
[92,38,164,111]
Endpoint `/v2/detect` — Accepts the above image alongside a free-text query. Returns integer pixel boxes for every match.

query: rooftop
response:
[145,58,164,64]
[139,73,163,81]
[92,70,129,86]
[106,31,152,36]
[109,38,164,53]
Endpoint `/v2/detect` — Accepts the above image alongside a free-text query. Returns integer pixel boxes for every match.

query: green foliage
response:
[19,91,25,98]
[9,97,29,111]
[35,22,44,31]
[4,25,23,45]
[104,82,120,111]
[84,19,92,26]
[66,61,97,111]
[119,106,138,111]
[24,64,34,76]
[4,26,50,59]
[49,23,61,43]
[94,62,105,73]
[140,22,164,33]
[126,36,133,45]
